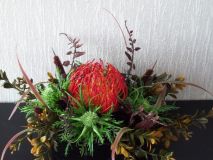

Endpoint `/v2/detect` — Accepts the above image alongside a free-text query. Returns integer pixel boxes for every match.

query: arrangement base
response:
[51,143,124,160]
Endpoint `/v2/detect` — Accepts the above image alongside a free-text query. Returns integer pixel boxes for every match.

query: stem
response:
[71,126,88,143]
[71,47,76,68]
[92,125,104,143]
[14,85,24,93]
[103,8,127,47]
[125,21,135,75]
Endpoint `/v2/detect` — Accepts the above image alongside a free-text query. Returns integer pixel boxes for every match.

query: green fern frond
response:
[57,93,122,156]
[41,84,64,111]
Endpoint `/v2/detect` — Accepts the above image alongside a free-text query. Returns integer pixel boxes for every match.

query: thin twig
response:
[125,21,135,75]
[102,8,127,47]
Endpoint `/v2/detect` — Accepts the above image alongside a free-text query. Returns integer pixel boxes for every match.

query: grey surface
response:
[0,0,213,102]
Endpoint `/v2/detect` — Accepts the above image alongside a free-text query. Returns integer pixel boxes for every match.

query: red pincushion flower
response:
[68,61,128,113]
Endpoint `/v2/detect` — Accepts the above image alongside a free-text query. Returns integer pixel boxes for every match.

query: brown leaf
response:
[74,52,85,58]
[133,64,136,70]
[155,72,169,82]
[141,61,157,84]
[127,62,132,66]
[131,75,140,81]
[126,47,133,53]
[125,52,132,61]
[2,82,13,88]
[76,43,83,48]
[66,51,73,55]
[53,55,66,78]
[141,69,154,84]
[0,70,8,80]
[63,61,70,66]
[135,47,141,51]
[74,39,80,45]
[155,85,167,108]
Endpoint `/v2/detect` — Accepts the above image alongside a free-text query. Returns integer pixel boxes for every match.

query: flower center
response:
[80,111,98,127]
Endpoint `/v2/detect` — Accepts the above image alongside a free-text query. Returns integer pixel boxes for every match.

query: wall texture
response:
[0,0,212,102]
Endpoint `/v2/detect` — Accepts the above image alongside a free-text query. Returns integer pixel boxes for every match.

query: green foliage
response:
[61,78,70,91]
[125,86,177,119]
[56,90,122,156]
[20,104,35,118]
[41,84,64,112]
[1,25,213,160]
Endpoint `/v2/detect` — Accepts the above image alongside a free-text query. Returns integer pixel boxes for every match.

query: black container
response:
[51,142,123,160]
[1,101,213,160]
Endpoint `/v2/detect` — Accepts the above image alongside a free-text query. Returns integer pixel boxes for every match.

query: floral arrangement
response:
[1,20,213,160]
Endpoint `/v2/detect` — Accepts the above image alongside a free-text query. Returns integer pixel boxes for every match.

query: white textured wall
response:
[0,0,213,102]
